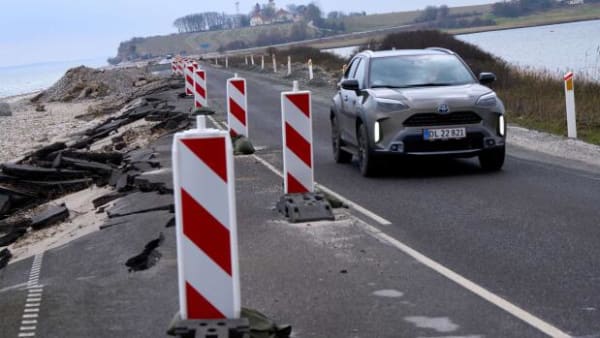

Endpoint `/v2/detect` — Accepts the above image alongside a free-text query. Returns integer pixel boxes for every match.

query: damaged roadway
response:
[0,69,551,338]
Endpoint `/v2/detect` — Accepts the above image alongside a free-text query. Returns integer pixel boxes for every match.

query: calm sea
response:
[457,19,600,81]
[0,58,108,99]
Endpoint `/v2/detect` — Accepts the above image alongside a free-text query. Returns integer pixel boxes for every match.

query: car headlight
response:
[376,98,409,112]
[374,121,381,143]
[476,92,498,107]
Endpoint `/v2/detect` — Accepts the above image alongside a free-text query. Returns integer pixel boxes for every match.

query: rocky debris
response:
[40,66,154,103]
[0,102,12,117]
[35,104,46,112]
[0,248,11,269]
[125,232,164,272]
[233,135,256,155]
[31,203,70,230]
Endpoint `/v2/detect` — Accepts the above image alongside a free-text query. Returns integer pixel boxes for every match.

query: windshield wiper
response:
[370,85,408,89]
[409,83,455,87]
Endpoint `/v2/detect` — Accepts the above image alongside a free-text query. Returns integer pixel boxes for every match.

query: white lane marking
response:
[209,98,568,335]
[351,216,571,338]
[19,254,44,338]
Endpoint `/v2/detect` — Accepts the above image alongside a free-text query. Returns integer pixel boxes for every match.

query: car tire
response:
[331,116,352,164]
[357,123,379,177]
[479,146,505,171]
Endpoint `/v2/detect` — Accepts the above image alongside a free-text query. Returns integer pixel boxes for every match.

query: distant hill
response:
[111,23,319,63]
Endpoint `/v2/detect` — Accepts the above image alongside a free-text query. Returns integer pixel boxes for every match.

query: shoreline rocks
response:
[0,102,11,117]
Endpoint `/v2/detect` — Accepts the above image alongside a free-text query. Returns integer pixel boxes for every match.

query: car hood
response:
[371,84,493,108]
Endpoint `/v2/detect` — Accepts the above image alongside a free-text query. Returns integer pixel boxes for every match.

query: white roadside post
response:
[308,59,314,81]
[287,56,292,76]
[251,55,255,66]
[225,56,229,69]
[261,55,265,70]
[245,56,248,65]
[564,72,577,138]
[171,116,241,321]
[272,54,277,73]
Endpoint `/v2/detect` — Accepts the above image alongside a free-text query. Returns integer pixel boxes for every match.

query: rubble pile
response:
[0,83,194,267]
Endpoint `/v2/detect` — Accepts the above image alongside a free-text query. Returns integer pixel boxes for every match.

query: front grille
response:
[403,133,484,153]
[403,111,482,127]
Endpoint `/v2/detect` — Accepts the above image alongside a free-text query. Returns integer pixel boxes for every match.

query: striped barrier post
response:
[564,72,577,138]
[226,74,248,138]
[172,123,241,320]
[194,69,207,108]
[171,60,178,74]
[185,62,194,96]
[281,82,314,194]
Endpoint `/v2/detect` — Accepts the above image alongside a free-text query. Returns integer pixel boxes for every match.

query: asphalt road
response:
[1,68,598,337]
[205,65,600,336]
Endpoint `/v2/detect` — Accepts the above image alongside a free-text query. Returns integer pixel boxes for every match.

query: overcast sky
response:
[0,0,495,67]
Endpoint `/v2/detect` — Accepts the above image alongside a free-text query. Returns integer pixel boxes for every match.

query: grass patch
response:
[294,30,600,145]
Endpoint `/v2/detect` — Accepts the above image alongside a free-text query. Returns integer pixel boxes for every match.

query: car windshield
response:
[369,54,476,88]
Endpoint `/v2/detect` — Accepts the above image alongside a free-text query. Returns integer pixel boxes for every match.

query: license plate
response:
[423,128,466,141]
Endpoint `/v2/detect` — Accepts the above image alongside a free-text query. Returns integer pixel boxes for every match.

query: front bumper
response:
[373,125,505,157]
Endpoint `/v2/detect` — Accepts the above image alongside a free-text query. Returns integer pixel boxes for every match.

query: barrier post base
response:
[167,317,250,338]
[277,193,335,223]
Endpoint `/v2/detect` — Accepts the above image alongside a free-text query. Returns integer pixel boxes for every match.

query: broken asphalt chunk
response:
[31,142,67,160]
[60,151,123,165]
[1,163,88,181]
[31,203,69,230]
[125,232,164,272]
[60,157,114,176]
[0,248,11,270]
[92,191,128,209]
[0,228,27,247]
[0,194,10,215]
[107,192,173,218]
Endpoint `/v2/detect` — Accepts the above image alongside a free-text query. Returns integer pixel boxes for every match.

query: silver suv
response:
[330,48,506,176]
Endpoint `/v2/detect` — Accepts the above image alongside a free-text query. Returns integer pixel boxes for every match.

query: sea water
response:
[0,58,107,99]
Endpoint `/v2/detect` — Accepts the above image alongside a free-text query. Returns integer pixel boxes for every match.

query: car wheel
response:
[479,146,505,171]
[357,123,378,177]
[331,116,352,163]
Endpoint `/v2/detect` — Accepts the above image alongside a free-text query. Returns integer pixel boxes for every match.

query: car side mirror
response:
[341,79,360,91]
[479,72,496,85]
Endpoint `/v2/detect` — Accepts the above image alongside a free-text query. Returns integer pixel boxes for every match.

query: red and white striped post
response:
[171,60,178,74]
[194,69,207,108]
[281,82,314,194]
[185,62,194,96]
[226,74,248,138]
[172,122,241,320]
[177,58,184,76]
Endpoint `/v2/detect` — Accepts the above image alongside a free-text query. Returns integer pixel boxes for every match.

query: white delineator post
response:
[287,56,292,75]
[172,124,241,320]
[564,72,577,138]
[227,74,248,138]
[225,56,229,69]
[245,56,248,65]
[281,82,314,194]
[194,69,207,108]
[272,54,277,73]
[251,55,255,66]
[261,55,265,70]
[308,59,314,80]
[185,62,194,96]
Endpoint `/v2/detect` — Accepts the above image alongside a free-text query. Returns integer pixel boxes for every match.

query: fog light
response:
[390,142,404,153]
[499,115,505,136]
[486,139,496,147]
[374,121,381,143]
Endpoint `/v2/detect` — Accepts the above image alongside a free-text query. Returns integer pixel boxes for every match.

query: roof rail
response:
[426,47,455,54]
